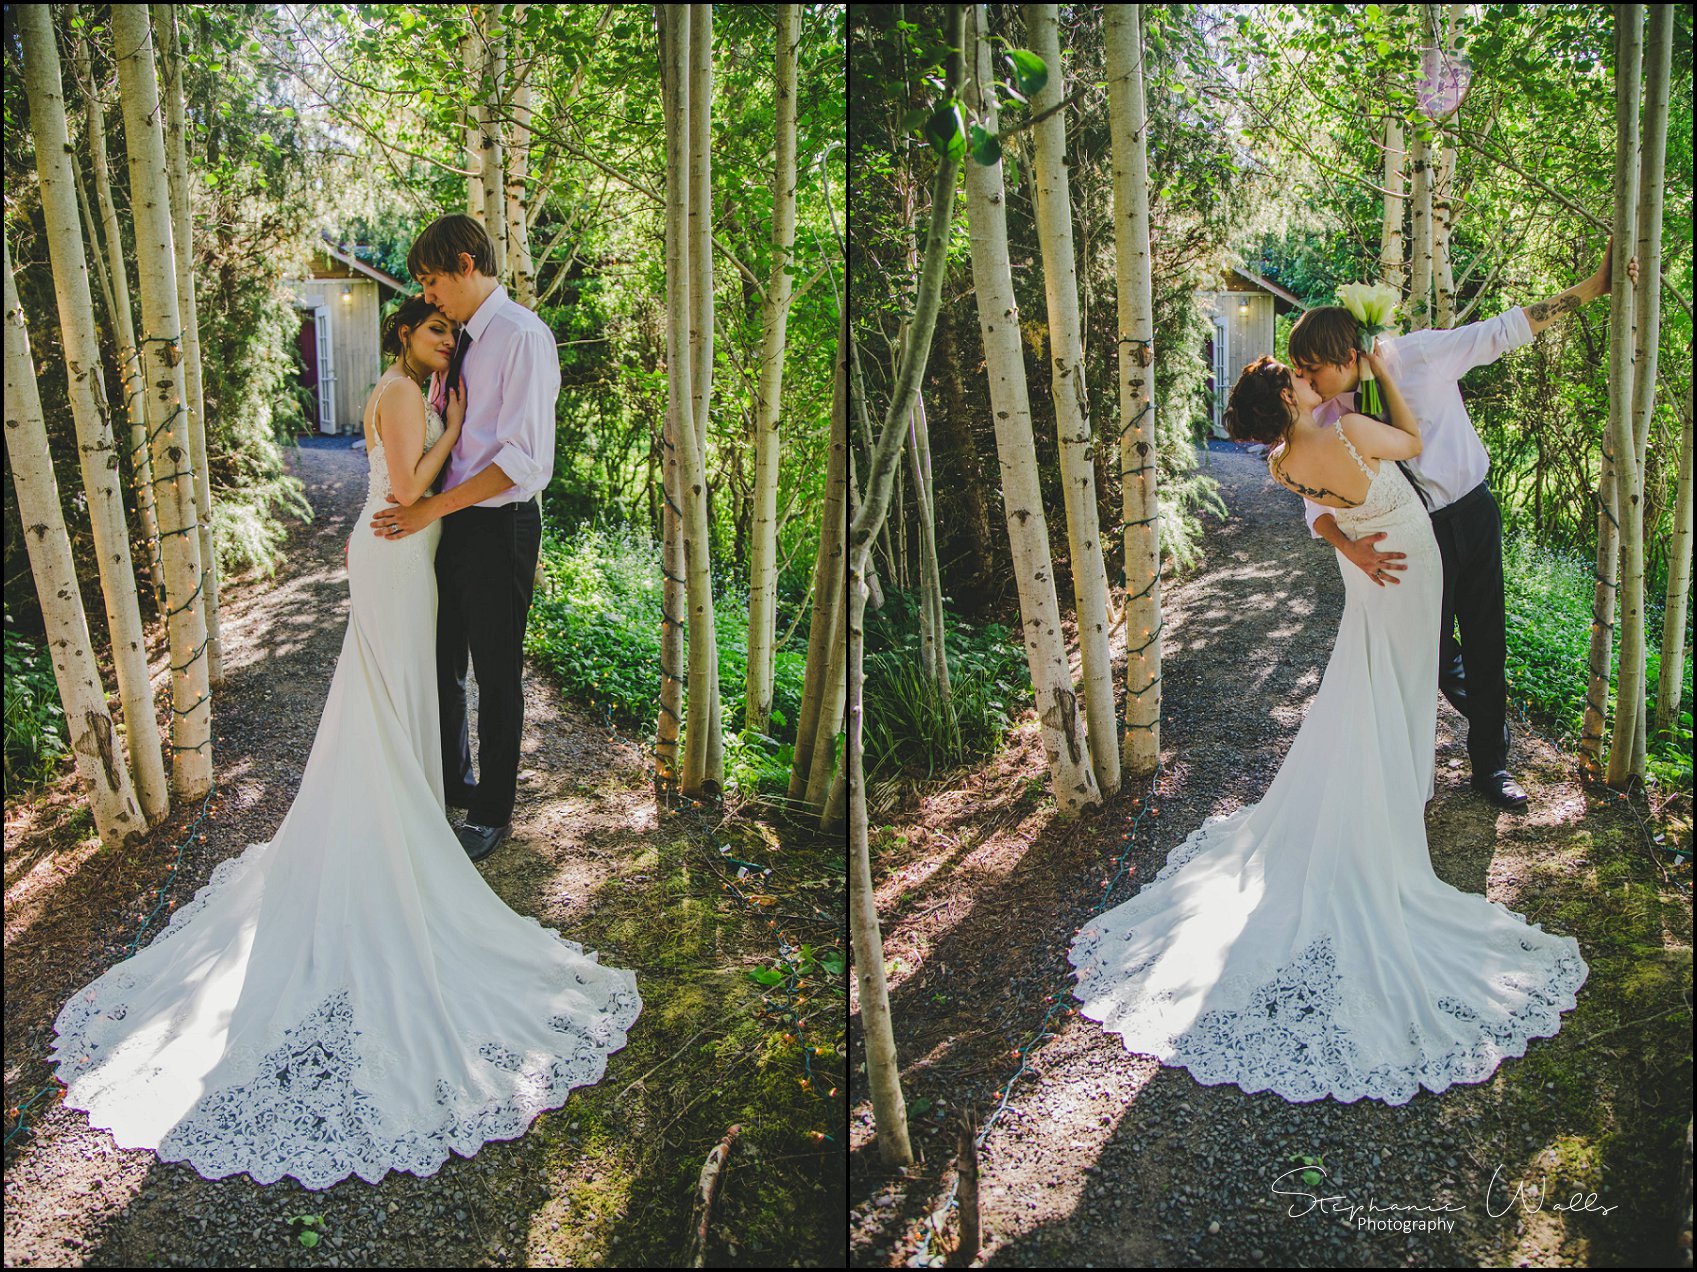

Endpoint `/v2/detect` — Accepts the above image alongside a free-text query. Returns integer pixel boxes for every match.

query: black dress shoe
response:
[446,784,480,811]
[1471,770,1528,810]
[457,821,510,861]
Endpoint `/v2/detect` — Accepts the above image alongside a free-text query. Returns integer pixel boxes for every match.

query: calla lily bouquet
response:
[1336,282,1400,418]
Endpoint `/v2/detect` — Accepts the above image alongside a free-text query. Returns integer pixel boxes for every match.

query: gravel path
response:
[848,442,1690,1269]
[3,436,661,1267]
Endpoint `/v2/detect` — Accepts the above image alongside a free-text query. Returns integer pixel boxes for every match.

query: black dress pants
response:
[1429,482,1512,777]
[436,497,542,827]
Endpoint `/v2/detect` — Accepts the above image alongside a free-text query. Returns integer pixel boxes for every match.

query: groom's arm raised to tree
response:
[1521,236,1637,336]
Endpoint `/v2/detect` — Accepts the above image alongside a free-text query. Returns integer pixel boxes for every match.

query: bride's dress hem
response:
[1068,811,1588,1109]
[51,837,643,1191]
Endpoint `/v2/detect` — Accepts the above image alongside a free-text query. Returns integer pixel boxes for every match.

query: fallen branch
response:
[684,1123,742,1268]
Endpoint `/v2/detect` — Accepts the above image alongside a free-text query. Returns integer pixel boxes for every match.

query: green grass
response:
[1501,534,1693,790]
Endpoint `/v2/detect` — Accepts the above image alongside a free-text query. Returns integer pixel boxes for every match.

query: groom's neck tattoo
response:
[1526,290,1581,324]
[1270,455,1361,507]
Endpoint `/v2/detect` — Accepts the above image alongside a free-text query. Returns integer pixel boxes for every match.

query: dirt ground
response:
[4,435,845,1268]
[848,442,1693,1269]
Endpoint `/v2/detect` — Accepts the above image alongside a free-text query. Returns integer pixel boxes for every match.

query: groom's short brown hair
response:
[1288,306,1360,372]
[407,214,495,280]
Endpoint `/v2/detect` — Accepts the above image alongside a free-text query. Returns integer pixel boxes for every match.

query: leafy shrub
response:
[4,611,71,790]
[1502,534,1692,790]
[860,587,1031,779]
[524,521,808,796]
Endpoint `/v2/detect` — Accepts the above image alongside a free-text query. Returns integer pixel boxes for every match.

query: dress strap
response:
[1335,422,1376,480]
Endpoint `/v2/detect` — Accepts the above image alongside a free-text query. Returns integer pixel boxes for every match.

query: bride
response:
[1068,347,1585,1104]
[50,295,642,1188]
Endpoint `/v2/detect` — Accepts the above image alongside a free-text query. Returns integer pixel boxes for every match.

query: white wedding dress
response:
[51,383,642,1187]
[1069,433,1586,1104]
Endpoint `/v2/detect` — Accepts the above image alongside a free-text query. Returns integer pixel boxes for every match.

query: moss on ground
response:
[527,805,845,1267]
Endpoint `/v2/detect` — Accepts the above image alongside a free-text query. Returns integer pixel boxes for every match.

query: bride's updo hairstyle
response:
[1223,355,1296,446]
[380,295,444,364]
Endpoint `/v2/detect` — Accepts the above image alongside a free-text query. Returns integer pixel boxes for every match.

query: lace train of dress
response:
[1069,448,1585,1104]
[50,389,641,1188]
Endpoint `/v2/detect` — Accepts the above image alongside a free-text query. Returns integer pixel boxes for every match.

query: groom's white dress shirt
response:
[441,283,560,509]
[1301,306,1534,538]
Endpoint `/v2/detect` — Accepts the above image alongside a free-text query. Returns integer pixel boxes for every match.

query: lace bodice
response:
[1327,427,1427,535]
[365,380,445,507]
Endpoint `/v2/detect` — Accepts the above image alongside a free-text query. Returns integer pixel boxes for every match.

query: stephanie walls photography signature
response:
[1270,1157,1618,1231]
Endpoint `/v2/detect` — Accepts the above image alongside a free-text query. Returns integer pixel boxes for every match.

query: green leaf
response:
[1003,47,1048,97]
[969,123,1002,166]
[909,1096,933,1117]
[747,967,785,987]
[819,949,846,976]
[924,99,965,162]
[899,107,927,134]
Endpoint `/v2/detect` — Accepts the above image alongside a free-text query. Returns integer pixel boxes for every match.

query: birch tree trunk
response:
[1380,112,1406,294]
[464,23,485,219]
[1106,4,1162,778]
[156,2,222,686]
[905,390,951,703]
[745,2,801,737]
[22,2,170,824]
[1611,1,1668,786]
[689,1,723,788]
[964,2,1100,817]
[6,232,147,847]
[1407,127,1433,332]
[1581,442,1619,776]
[664,4,722,798]
[848,0,974,1164]
[485,2,502,281]
[1028,0,1119,799]
[1431,3,1464,329]
[72,4,167,620]
[656,7,688,801]
[114,1,213,799]
[789,307,848,802]
[1658,376,1693,747]
[505,3,534,305]
[1603,3,1644,789]
[802,589,846,819]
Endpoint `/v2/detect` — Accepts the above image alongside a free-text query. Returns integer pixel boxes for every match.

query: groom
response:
[372,213,559,861]
[1286,241,1635,812]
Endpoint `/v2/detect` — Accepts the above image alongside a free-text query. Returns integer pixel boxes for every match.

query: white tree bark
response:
[21,2,169,824]
[1106,4,1162,777]
[689,2,723,789]
[6,231,147,847]
[1028,0,1120,799]
[789,306,848,803]
[1611,1,1668,786]
[656,7,688,799]
[1380,113,1406,294]
[664,5,722,798]
[156,2,223,686]
[71,4,167,621]
[1407,129,1433,331]
[463,23,485,219]
[1657,376,1693,747]
[482,3,509,279]
[964,2,1100,817]
[113,1,213,798]
[1603,3,1644,788]
[745,2,801,738]
[505,3,534,305]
